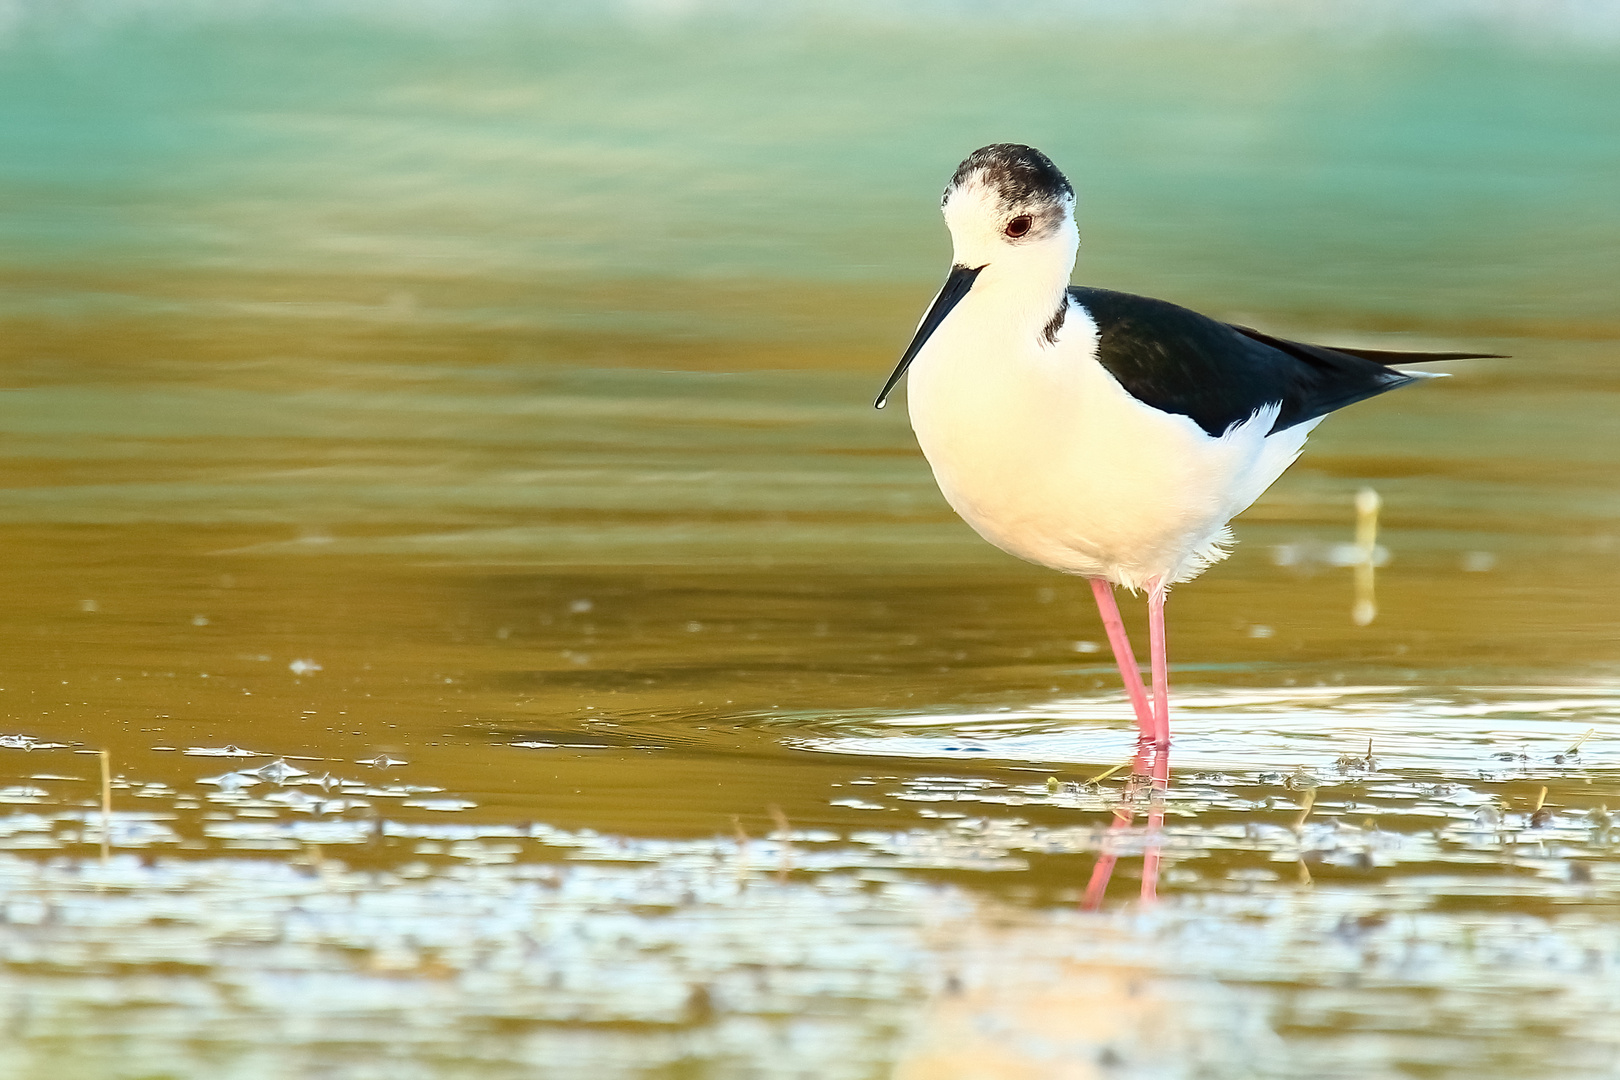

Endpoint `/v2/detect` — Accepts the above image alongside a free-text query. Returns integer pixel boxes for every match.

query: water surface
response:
[1,4,1618,1077]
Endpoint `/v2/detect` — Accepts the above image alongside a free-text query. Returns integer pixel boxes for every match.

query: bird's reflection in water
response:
[1083,740,1170,910]
[893,738,1273,1079]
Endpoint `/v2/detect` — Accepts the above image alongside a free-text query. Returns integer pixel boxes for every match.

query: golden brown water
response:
[2,6,1619,1078]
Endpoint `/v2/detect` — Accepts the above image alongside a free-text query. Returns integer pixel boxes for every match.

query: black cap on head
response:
[944,144,1073,208]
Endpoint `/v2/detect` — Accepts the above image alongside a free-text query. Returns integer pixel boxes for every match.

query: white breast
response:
[906,295,1317,592]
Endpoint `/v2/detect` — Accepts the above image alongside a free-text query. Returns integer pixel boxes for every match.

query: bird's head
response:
[940,143,1077,274]
[875,145,1078,409]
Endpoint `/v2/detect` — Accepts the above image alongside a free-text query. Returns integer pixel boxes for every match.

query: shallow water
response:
[2,3,1619,1078]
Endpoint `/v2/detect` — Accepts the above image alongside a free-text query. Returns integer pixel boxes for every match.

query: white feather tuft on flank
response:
[1164,408,1322,589]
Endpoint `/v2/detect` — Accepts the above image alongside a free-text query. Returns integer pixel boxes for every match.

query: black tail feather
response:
[1230,325,1506,366]
[1323,346,1508,365]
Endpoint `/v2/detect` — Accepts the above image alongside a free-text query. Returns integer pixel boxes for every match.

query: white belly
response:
[906,301,1316,592]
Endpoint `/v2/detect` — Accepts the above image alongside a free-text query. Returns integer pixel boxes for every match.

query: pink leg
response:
[1147,579,1170,747]
[1089,578,1154,739]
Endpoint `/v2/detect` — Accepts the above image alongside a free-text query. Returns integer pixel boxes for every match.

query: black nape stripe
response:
[1041,297,1067,345]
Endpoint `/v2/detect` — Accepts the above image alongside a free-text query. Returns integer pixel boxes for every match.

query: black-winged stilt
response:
[876,144,1498,747]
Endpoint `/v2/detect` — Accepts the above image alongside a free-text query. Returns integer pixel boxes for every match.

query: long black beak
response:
[874,263,984,409]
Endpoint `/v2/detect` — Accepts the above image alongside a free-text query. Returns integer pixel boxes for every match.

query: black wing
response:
[1069,286,1503,437]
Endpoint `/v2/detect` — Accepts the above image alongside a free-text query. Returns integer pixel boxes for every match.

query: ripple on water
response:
[792,684,1620,775]
[1,684,1618,1076]
[778,684,1620,896]
[0,850,1618,1079]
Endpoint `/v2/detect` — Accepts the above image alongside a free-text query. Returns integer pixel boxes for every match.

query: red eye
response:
[1004,215,1033,238]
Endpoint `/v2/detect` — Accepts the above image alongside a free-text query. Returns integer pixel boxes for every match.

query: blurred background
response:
[0,2,1617,1077]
